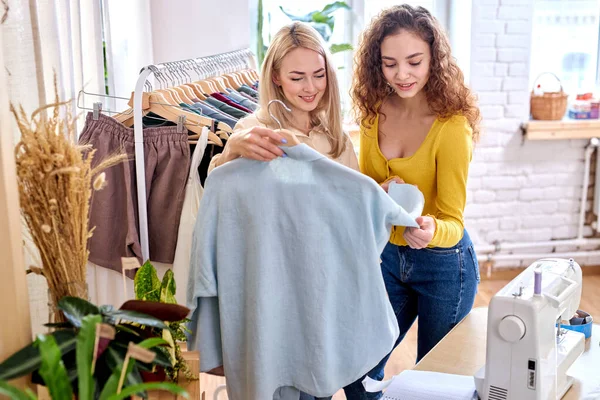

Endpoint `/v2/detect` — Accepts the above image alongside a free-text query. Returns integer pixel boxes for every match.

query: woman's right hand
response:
[220,126,288,164]
[381,176,405,193]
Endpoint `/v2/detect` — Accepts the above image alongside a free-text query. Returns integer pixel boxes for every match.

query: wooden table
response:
[414,307,600,399]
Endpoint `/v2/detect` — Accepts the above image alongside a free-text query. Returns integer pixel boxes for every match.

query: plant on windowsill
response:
[279,1,353,55]
[0,296,188,399]
[255,1,353,66]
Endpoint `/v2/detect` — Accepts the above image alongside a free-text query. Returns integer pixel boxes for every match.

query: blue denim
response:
[299,392,332,400]
[343,230,480,400]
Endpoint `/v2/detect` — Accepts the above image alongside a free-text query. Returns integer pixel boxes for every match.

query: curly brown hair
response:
[351,4,480,141]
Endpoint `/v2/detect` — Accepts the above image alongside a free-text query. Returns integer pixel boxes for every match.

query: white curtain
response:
[2,0,153,336]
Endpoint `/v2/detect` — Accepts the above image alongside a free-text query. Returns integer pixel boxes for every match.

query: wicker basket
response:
[530,72,568,120]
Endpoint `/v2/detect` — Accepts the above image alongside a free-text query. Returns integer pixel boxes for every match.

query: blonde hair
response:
[257,22,347,158]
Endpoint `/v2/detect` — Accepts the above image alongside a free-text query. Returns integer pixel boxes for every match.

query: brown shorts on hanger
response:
[79,113,190,275]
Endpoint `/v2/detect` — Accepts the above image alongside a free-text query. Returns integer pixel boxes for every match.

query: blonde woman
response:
[208,22,358,173]
[208,22,356,400]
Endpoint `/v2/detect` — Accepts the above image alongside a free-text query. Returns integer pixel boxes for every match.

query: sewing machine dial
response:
[498,315,526,343]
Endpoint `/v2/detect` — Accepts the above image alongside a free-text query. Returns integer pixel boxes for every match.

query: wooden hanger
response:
[223,72,244,89]
[184,83,207,100]
[180,84,199,102]
[206,77,229,92]
[237,70,256,86]
[164,88,184,104]
[194,78,218,94]
[110,92,228,146]
[148,92,224,146]
[172,85,195,104]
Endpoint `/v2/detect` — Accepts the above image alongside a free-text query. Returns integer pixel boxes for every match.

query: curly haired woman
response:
[343,5,482,399]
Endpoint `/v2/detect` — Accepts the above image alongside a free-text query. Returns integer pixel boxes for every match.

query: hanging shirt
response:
[187,144,425,400]
[171,127,209,305]
[225,88,259,111]
[211,92,253,113]
[208,114,359,174]
[205,96,249,119]
[360,114,473,248]
[188,101,238,129]
[238,84,259,99]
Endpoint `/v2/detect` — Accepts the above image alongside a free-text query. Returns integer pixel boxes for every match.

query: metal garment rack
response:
[133,48,257,262]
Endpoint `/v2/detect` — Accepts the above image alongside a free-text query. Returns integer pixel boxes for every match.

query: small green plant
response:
[0,299,187,400]
[279,1,352,54]
[134,261,194,382]
[256,1,353,66]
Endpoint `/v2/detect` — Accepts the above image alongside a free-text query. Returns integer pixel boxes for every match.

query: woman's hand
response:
[219,126,288,164]
[380,176,405,193]
[404,216,436,249]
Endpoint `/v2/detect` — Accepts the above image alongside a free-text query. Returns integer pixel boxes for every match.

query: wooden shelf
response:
[523,119,600,140]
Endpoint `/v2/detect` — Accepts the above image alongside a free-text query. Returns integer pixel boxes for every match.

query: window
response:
[256,0,449,121]
[530,0,600,96]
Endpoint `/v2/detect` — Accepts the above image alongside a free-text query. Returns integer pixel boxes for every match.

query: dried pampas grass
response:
[13,91,126,318]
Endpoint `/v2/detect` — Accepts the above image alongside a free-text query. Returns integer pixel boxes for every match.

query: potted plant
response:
[0,296,183,398]
[131,261,195,383]
[0,297,187,400]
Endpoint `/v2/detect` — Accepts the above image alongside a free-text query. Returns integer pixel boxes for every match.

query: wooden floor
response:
[200,276,600,399]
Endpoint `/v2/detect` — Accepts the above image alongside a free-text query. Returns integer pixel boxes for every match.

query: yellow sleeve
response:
[429,116,473,248]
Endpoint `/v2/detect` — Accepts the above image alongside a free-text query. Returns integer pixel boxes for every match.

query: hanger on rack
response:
[77,89,227,146]
[268,99,300,146]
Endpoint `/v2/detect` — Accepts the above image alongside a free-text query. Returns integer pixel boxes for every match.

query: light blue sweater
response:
[187,144,424,400]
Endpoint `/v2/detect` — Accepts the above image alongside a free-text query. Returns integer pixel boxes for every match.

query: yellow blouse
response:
[359,113,473,248]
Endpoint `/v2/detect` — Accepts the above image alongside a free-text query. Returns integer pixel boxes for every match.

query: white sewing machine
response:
[474,258,585,400]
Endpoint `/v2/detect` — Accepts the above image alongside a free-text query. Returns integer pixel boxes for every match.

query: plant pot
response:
[119,300,190,321]
[140,366,167,382]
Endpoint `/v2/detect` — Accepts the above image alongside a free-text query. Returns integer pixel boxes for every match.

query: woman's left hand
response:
[403,216,436,249]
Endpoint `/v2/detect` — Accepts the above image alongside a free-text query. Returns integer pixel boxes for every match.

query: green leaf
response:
[310,22,333,42]
[0,330,77,380]
[257,0,266,66]
[57,297,100,328]
[107,382,188,400]
[77,315,102,400]
[134,261,161,302]
[0,380,38,400]
[103,310,168,330]
[321,1,350,16]
[115,324,142,337]
[159,269,177,304]
[43,322,73,329]
[330,43,353,54]
[36,335,73,400]
[137,338,169,349]
[278,6,314,22]
[102,348,146,397]
[99,349,137,400]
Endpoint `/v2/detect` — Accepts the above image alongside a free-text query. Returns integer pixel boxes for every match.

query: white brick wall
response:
[466,0,599,266]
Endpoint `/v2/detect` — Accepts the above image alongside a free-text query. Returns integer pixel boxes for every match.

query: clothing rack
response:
[133,48,257,261]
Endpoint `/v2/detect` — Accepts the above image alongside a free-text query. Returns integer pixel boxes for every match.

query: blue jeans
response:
[343,230,480,400]
[299,393,332,400]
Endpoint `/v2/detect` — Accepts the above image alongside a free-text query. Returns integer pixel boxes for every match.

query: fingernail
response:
[281,138,288,144]
[282,153,288,158]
